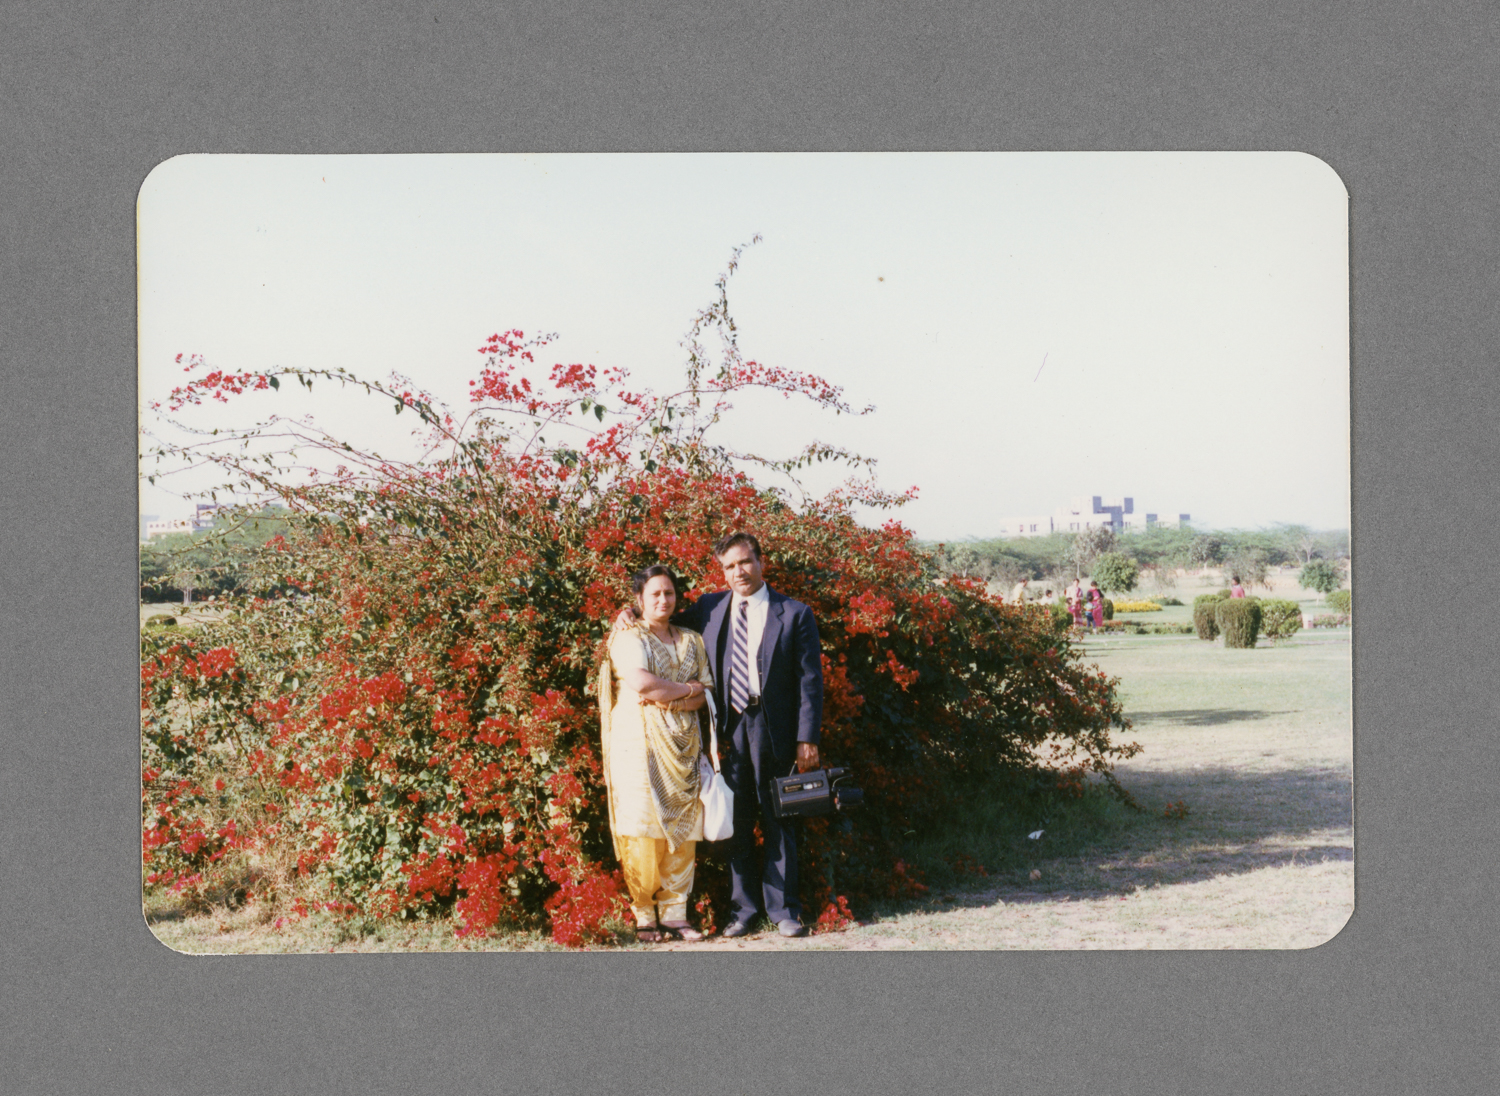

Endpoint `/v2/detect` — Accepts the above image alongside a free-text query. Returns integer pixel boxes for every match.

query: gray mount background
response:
[3,3,1494,1093]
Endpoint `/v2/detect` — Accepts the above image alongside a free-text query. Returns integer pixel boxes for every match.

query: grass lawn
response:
[146,592,1352,952]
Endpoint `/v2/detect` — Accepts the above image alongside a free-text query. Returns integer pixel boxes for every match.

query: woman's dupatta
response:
[597,657,623,861]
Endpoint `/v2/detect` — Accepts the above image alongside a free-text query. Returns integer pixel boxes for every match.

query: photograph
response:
[137,151,1351,952]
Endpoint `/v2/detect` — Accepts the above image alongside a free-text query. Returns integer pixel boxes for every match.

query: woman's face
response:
[638,575,677,625]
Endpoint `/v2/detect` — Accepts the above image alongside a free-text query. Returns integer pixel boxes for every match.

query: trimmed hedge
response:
[1214,597,1262,648]
[1192,592,1229,640]
[1259,599,1303,643]
[1118,621,1196,635]
[1326,589,1351,614]
[1102,598,1114,621]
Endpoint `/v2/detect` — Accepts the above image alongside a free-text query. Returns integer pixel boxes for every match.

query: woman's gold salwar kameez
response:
[599,625,712,928]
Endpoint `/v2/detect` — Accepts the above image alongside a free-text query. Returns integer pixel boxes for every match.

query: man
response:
[620,532,823,937]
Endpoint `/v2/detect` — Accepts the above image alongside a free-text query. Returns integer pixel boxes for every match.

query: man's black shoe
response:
[721,920,754,939]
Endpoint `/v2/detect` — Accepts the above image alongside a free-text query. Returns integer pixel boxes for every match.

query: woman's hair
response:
[1232,574,1242,584]
[631,564,681,601]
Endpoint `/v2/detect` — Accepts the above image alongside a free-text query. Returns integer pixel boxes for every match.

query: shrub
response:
[1191,592,1228,641]
[1147,596,1183,607]
[1298,559,1345,596]
[1214,598,1262,648]
[1258,599,1303,643]
[1110,600,1163,613]
[1101,598,1114,621]
[1091,553,1139,594]
[1307,613,1350,628]
[140,251,1140,944]
[1326,589,1351,614]
[1120,621,1195,635]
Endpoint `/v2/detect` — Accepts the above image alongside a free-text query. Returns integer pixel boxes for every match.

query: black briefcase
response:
[770,766,864,819]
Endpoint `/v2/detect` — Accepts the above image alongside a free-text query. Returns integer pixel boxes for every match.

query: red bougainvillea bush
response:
[141,243,1137,945]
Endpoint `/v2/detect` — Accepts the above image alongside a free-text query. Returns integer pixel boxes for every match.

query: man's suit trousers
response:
[721,702,800,924]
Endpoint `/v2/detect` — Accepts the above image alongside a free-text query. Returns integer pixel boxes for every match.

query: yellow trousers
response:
[618,835,696,926]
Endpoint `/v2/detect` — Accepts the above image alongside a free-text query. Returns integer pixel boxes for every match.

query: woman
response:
[1068,579,1085,629]
[599,565,712,943]
[1088,581,1105,631]
[1230,574,1247,598]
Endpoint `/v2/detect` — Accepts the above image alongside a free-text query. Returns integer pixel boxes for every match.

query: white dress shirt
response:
[730,583,771,698]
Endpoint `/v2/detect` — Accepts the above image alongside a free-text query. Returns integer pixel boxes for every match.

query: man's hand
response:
[796,742,820,772]
[612,608,636,634]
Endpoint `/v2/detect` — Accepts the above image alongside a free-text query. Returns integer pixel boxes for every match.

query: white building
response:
[143,517,194,539]
[1000,495,1191,538]
[142,504,222,541]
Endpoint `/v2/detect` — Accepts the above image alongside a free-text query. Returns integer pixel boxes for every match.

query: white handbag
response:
[698,693,734,841]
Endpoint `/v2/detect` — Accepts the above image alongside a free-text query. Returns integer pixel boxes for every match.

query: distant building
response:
[142,504,222,541]
[1000,495,1191,538]
[144,518,194,539]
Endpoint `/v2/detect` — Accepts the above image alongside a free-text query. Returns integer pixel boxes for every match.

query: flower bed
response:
[1305,613,1351,628]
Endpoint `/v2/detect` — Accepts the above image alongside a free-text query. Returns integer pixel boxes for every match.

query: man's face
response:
[718,542,765,597]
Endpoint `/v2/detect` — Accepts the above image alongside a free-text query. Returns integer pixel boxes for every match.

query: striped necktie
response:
[730,598,751,712]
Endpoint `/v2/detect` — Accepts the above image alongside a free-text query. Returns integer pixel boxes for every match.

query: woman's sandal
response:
[635,926,662,944]
[659,920,705,943]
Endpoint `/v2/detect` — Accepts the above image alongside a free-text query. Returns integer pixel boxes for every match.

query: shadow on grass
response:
[1129,708,1292,727]
[897,761,1352,909]
[932,839,1353,910]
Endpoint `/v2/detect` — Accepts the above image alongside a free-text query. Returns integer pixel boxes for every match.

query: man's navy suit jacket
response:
[675,586,823,764]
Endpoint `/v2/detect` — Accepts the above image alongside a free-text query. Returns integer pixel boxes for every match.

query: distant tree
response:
[989,531,1074,582]
[1223,546,1270,589]
[1315,528,1350,560]
[1226,530,1292,568]
[139,507,292,603]
[1297,558,1345,596]
[938,543,1028,587]
[1273,523,1349,566]
[1188,534,1224,569]
[1065,525,1117,580]
[1273,523,1320,566]
[1092,552,1140,594]
[1127,525,1196,569]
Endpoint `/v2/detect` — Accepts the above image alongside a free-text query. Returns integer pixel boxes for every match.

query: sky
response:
[138,152,1349,540]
